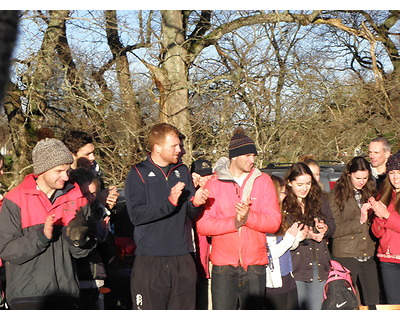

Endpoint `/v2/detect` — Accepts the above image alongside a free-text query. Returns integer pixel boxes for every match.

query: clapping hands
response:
[287,222,307,242]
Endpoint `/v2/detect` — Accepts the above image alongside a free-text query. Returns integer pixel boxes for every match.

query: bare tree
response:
[3,9,400,189]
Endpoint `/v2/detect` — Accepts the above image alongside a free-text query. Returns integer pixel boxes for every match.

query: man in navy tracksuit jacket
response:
[124,123,209,310]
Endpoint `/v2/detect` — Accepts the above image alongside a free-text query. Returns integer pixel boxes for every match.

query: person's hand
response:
[235,198,251,222]
[44,214,55,240]
[286,222,299,237]
[360,202,371,224]
[105,186,119,210]
[193,184,210,207]
[296,224,308,242]
[169,182,185,205]
[307,228,324,242]
[315,218,328,235]
[192,172,201,188]
[287,222,305,239]
[369,197,390,219]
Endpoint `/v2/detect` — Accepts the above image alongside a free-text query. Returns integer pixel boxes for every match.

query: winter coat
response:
[0,174,93,307]
[196,157,281,270]
[124,156,201,257]
[329,193,377,258]
[288,195,335,282]
[372,193,400,264]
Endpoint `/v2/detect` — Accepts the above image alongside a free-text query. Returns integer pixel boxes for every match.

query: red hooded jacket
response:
[196,159,281,270]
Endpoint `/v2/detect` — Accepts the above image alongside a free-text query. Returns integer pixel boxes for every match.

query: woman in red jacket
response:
[370,151,400,304]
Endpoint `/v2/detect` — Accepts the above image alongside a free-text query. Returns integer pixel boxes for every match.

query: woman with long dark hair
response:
[369,152,400,304]
[265,175,307,310]
[329,156,380,306]
[282,163,335,310]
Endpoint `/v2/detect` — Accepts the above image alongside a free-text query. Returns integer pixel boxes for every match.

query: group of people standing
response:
[0,130,120,309]
[0,123,399,311]
[264,136,400,310]
[329,137,400,307]
[123,124,400,310]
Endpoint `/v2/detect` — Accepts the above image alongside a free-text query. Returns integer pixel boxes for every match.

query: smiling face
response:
[349,170,369,190]
[389,170,400,192]
[288,173,312,201]
[74,143,95,168]
[230,153,256,177]
[36,164,71,196]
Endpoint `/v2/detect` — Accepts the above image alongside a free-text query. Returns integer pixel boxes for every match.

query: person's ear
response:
[154,144,161,153]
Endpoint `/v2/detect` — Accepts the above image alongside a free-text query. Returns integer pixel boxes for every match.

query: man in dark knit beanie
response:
[229,127,258,159]
[196,126,281,310]
[0,138,96,310]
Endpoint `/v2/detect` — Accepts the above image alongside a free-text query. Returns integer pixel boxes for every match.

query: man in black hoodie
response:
[124,123,209,310]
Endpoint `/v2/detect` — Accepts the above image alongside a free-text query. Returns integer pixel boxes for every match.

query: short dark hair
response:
[62,130,94,155]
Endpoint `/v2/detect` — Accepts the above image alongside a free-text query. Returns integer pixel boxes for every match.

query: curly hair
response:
[332,156,376,211]
[282,162,322,227]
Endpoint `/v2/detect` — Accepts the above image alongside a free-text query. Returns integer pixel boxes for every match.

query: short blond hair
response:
[148,123,180,150]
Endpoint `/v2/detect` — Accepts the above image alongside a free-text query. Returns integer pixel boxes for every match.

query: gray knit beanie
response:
[32,138,74,175]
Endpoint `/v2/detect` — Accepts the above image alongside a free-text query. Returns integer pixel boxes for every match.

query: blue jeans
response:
[380,262,400,304]
[211,264,266,310]
[296,264,326,310]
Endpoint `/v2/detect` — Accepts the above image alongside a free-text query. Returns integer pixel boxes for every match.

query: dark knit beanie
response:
[228,127,258,159]
[386,152,400,173]
[32,138,74,175]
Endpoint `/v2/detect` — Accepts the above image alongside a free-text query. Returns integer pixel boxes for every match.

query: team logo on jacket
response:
[174,170,180,178]
[148,171,156,177]
[136,294,143,310]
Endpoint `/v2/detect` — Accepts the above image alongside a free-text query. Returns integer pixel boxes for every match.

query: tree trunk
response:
[105,10,142,134]
[159,10,190,135]
[3,10,70,181]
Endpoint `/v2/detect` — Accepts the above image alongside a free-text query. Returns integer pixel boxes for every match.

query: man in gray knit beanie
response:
[32,138,74,175]
[0,137,96,309]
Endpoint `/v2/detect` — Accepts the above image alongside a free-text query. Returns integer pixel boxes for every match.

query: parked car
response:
[260,161,345,192]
